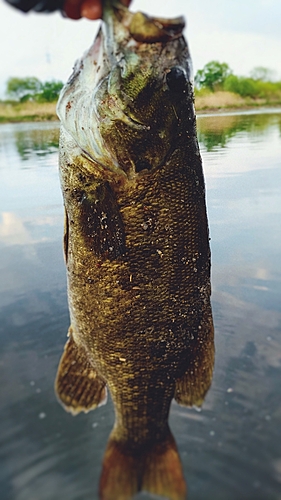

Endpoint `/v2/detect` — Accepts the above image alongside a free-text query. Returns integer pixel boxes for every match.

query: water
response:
[0,111,280,500]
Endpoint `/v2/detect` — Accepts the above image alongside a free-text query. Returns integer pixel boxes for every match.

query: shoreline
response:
[1,94,281,124]
[196,104,281,116]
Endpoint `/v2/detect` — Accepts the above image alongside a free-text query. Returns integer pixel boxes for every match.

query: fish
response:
[55,2,214,499]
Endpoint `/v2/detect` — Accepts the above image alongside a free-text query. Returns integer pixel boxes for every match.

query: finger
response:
[81,0,131,20]
[63,0,84,19]
[81,0,102,19]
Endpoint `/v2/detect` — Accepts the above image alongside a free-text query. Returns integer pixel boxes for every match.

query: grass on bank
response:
[194,87,281,113]
[0,101,58,123]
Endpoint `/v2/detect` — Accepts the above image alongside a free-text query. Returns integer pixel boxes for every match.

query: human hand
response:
[63,0,131,20]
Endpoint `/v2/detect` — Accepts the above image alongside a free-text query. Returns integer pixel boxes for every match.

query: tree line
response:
[5,77,64,103]
[194,61,281,99]
[4,63,281,103]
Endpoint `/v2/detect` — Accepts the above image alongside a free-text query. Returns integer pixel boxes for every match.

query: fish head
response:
[57,3,193,178]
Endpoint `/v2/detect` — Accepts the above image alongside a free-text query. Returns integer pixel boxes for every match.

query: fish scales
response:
[55,2,214,499]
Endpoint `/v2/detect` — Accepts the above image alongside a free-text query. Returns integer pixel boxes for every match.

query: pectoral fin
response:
[55,331,107,415]
[175,361,213,408]
[175,321,215,408]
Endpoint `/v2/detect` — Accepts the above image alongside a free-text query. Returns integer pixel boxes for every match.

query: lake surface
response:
[0,110,281,500]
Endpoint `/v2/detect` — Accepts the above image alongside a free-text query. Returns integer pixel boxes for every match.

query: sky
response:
[0,0,281,98]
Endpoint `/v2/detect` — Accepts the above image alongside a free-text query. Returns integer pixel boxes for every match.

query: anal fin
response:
[55,331,107,415]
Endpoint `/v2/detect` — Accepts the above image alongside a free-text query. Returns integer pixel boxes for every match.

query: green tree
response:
[224,74,281,99]
[6,77,42,102]
[195,61,232,91]
[224,75,259,98]
[36,80,64,102]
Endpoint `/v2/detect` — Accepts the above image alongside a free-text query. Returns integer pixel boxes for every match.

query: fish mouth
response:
[103,1,185,45]
[128,11,185,44]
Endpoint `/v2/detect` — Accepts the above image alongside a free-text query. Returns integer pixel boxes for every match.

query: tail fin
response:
[99,429,187,500]
[99,440,139,500]
[142,432,187,500]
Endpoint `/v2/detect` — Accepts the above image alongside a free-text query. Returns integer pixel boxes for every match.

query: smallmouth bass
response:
[55,2,214,499]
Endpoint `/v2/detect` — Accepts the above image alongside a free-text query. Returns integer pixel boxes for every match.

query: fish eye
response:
[166,66,188,92]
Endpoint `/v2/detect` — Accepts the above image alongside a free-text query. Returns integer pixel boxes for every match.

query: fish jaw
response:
[57,3,194,179]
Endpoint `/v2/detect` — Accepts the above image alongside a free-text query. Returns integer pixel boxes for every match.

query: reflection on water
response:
[197,109,281,151]
[14,126,59,161]
[0,112,281,500]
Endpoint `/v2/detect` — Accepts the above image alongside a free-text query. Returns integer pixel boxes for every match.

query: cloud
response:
[186,2,281,77]
[0,212,32,246]
[0,211,59,246]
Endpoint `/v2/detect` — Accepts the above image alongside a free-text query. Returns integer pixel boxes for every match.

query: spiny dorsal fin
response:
[55,331,107,415]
